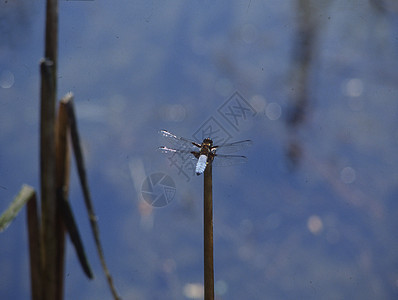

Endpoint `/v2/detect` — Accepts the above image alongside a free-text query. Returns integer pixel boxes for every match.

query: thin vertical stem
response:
[40,59,58,300]
[66,99,120,299]
[44,0,58,62]
[59,95,94,279]
[203,164,214,300]
[40,0,59,299]
[26,189,42,300]
[54,94,71,299]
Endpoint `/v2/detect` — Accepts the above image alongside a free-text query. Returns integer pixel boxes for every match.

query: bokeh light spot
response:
[266,102,281,120]
[250,94,267,113]
[161,104,186,122]
[341,167,356,184]
[307,215,323,235]
[343,78,363,97]
[183,283,203,299]
[215,280,228,295]
[0,70,14,88]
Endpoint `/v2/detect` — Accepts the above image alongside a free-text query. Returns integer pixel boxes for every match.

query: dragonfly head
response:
[202,138,213,148]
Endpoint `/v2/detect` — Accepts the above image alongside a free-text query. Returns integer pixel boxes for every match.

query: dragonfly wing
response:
[213,140,252,154]
[211,154,248,167]
[158,147,198,161]
[159,130,200,151]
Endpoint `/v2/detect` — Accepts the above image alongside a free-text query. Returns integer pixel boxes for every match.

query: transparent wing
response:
[212,140,252,154]
[159,130,200,151]
[158,146,199,161]
[211,154,248,167]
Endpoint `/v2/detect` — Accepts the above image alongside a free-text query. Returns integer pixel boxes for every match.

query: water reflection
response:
[1,1,398,299]
[286,0,329,167]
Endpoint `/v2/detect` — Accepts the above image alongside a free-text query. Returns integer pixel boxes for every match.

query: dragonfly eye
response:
[203,138,213,147]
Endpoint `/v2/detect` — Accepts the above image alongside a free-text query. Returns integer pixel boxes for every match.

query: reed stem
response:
[203,164,214,300]
[40,1,59,298]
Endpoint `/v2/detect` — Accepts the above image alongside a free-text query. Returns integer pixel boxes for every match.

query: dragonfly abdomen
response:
[196,154,208,175]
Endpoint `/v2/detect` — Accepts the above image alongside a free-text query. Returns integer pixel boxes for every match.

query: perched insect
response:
[159,130,252,175]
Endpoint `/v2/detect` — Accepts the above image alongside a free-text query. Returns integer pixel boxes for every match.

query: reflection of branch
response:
[286,0,329,167]
[369,0,398,14]
[288,0,324,126]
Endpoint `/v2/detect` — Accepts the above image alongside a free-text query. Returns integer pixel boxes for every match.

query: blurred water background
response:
[1,0,398,299]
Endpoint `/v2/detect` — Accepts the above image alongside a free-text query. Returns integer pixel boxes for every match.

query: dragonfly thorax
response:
[199,138,214,157]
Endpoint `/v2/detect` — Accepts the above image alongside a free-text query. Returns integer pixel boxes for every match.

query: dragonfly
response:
[159,130,252,175]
